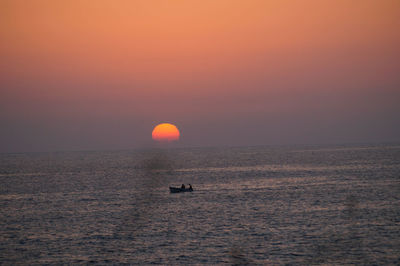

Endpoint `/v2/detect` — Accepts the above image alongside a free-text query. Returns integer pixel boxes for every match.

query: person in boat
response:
[181,184,185,189]
[188,184,193,190]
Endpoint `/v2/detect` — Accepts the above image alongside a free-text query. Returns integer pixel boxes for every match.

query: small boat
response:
[169,186,193,193]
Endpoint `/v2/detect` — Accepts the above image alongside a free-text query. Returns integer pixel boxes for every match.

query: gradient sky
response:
[1,0,400,152]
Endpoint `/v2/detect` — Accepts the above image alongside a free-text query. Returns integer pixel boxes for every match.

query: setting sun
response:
[152,123,180,142]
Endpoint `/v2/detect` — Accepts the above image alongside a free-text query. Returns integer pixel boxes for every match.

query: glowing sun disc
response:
[152,123,180,142]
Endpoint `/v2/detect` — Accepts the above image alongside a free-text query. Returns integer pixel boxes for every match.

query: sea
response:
[1,144,399,265]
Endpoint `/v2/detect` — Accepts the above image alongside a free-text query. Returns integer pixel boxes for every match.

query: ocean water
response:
[1,144,399,265]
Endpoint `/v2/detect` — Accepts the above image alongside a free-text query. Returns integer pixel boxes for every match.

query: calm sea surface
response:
[1,144,399,265]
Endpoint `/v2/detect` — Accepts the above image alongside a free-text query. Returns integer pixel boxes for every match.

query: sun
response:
[152,123,180,142]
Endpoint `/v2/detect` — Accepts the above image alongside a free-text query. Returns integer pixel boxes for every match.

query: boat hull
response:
[169,187,193,193]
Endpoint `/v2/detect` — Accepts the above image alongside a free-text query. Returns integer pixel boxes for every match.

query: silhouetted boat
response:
[169,187,193,193]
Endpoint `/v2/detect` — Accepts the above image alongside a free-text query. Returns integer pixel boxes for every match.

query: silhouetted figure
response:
[189,184,193,190]
[181,184,185,189]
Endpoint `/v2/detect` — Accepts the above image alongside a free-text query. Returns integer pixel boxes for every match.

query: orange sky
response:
[1,0,400,152]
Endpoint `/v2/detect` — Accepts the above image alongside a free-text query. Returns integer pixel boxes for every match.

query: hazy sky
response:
[1,0,400,152]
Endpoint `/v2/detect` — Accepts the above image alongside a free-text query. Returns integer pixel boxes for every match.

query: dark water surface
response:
[1,144,399,264]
